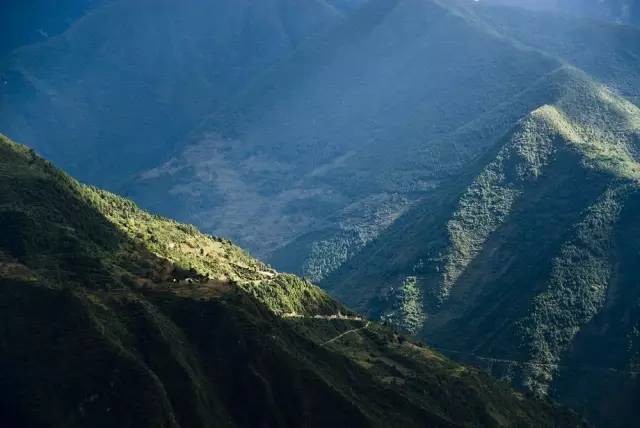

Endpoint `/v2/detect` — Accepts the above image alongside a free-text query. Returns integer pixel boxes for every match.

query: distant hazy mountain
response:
[0,0,108,57]
[3,1,640,425]
[482,0,640,25]
[560,0,640,24]
[129,0,561,260]
[0,134,582,428]
[266,0,640,281]
[5,0,638,270]
[471,1,640,108]
[0,0,345,187]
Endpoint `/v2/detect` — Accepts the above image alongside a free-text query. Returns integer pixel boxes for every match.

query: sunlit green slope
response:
[325,67,640,426]
[0,135,583,427]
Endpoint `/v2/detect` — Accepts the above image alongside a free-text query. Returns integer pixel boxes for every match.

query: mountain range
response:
[0,134,583,427]
[2,0,640,426]
[324,66,640,426]
[484,0,640,26]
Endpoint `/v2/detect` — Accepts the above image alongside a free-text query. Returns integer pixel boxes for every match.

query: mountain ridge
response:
[323,63,640,426]
[0,134,584,427]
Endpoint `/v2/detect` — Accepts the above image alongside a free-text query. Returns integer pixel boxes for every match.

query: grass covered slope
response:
[0,135,582,427]
[324,68,640,426]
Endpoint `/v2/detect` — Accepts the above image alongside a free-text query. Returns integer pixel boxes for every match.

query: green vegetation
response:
[0,135,583,427]
[6,0,640,299]
[4,0,640,426]
[325,69,640,427]
[302,231,364,283]
[521,185,628,396]
[381,276,426,334]
[0,0,345,187]
[438,72,640,304]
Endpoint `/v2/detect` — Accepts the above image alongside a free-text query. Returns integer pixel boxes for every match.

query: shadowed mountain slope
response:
[128,0,563,262]
[324,67,640,427]
[0,0,345,187]
[0,0,109,57]
[471,2,640,106]
[4,0,640,288]
[482,0,640,26]
[0,134,584,427]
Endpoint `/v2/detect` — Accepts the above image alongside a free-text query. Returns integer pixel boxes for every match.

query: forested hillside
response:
[4,0,640,283]
[0,135,583,427]
[129,0,562,262]
[325,67,640,427]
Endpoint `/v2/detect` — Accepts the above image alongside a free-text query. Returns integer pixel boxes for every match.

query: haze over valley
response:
[2,0,640,426]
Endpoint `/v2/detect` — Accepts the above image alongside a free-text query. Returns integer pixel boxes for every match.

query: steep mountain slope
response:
[472,2,640,106]
[129,0,640,281]
[0,0,109,57]
[0,134,583,427]
[5,0,640,287]
[553,0,640,25]
[0,0,344,187]
[324,68,640,426]
[483,0,640,26]
[128,0,563,262]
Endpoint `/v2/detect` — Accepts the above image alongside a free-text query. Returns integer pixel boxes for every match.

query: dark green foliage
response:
[0,135,582,427]
[5,0,640,296]
[325,68,640,427]
[3,0,640,424]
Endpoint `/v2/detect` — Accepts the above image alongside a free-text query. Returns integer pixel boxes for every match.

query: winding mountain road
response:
[321,321,370,346]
